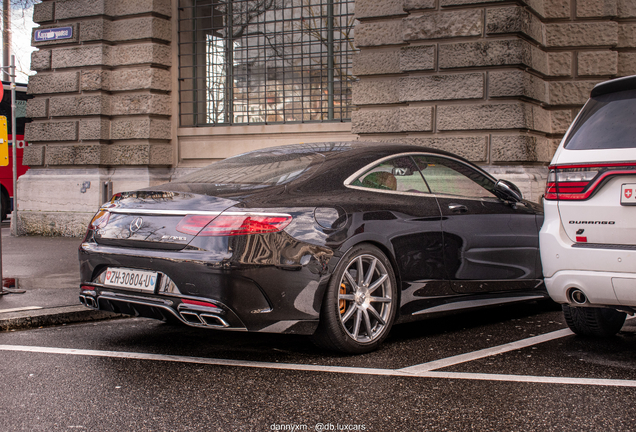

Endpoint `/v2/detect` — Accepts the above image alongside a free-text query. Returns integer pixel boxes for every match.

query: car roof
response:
[590,74,636,98]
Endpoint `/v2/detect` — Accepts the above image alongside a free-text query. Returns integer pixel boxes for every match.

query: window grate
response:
[178,0,357,127]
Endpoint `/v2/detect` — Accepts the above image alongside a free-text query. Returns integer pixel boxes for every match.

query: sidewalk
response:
[0,223,119,331]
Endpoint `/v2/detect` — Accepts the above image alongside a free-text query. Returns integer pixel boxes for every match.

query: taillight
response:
[544,163,636,200]
[176,213,292,237]
[88,209,110,230]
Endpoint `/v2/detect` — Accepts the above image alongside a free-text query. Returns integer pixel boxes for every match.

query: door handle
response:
[448,203,468,213]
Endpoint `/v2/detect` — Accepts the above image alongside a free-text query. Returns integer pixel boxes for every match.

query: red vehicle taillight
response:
[88,209,110,230]
[544,163,636,200]
[176,213,292,237]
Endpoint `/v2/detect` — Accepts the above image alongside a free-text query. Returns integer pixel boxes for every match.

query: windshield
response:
[564,89,636,150]
[174,147,325,187]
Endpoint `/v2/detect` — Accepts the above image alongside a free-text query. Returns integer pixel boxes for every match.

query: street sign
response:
[0,116,7,166]
[34,27,73,42]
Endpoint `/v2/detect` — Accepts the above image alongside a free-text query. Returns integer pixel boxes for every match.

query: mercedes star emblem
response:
[130,217,144,233]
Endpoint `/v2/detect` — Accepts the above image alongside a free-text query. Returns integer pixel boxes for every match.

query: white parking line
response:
[398,328,573,374]
[2,340,636,388]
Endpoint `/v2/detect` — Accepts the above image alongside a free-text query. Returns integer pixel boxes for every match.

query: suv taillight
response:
[544,163,636,200]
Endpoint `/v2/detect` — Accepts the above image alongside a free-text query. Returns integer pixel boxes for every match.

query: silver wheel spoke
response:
[342,304,357,323]
[363,309,373,338]
[363,258,377,287]
[356,256,364,285]
[368,274,388,294]
[353,309,362,339]
[344,270,357,289]
[369,296,391,303]
[338,293,355,301]
[367,305,386,326]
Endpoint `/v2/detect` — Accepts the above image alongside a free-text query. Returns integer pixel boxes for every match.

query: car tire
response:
[562,304,626,337]
[311,243,397,354]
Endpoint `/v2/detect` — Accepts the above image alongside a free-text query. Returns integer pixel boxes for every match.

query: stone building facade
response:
[21,0,636,236]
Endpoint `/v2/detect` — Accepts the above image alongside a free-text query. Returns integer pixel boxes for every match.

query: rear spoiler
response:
[591,75,636,98]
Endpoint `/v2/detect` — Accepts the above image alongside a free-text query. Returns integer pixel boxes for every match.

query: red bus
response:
[0,81,30,220]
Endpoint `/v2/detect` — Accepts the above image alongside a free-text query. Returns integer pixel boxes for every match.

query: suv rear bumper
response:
[540,201,636,307]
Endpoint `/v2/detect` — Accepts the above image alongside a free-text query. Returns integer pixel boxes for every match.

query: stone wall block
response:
[26,98,49,119]
[618,23,636,48]
[110,68,172,91]
[25,121,78,142]
[488,70,548,103]
[79,118,111,141]
[355,0,406,19]
[55,0,105,20]
[353,50,401,76]
[110,118,171,140]
[32,24,78,47]
[49,95,111,117]
[437,103,533,131]
[486,6,545,45]
[149,143,173,166]
[403,10,483,41]
[439,40,546,74]
[404,136,488,161]
[45,144,101,165]
[440,0,506,5]
[578,51,618,76]
[399,45,435,71]
[618,53,636,76]
[577,0,617,17]
[81,70,111,91]
[23,145,45,166]
[404,0,436,11]
[105,17,171,43]
[101,144,150,165]
[532,105,551,133]
[105,0,172,17]
[110,44,171,67]
[551,110,574,134]
[549,81,599,105]
[79,19,105,42]
[544,0,571,18]
[355,21,404,47]
[548,52,572,76]
[546,23,618,47]
[28,72,80,95]
[33,1,54,23]
[618,0,636,18]
[351,110,401,134]
[399,73,484,102]
[51,46,110,69]
[491,135,552,162]
[31,50,52,71]
[398,107,433,131]
[352,79,401,105]
[110,94,171,116]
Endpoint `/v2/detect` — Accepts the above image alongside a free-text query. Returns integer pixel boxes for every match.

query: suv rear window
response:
[564,89,636,150]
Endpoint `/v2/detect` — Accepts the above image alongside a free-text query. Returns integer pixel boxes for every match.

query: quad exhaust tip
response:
[79,295,98,309]
[179,311,229,328]
[570,289,588,305]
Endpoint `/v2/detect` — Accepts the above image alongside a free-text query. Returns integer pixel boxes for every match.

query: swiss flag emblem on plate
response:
[621,184,636,205]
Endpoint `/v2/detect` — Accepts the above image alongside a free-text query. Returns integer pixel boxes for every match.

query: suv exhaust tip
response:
[570,289,588,305]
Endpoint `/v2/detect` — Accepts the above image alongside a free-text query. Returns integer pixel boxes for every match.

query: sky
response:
[4,4,37,83]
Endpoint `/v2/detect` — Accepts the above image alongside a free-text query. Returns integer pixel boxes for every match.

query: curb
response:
[0,305,122,331]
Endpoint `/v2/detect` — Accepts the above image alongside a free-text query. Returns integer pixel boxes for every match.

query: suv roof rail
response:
[591,75,636,98]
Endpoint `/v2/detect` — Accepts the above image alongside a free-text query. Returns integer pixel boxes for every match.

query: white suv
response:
[540,75,636,337]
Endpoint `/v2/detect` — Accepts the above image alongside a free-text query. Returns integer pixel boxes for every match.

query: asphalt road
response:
[2,301,636,431]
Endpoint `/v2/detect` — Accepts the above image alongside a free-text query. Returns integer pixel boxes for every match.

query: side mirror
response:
[494,179,523,202]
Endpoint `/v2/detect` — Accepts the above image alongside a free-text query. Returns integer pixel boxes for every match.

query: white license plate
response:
[621,184,636,205]
[104,268,158,291]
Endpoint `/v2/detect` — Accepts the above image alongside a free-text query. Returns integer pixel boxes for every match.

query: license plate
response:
[621,184,636,205]
[104,268,158,291]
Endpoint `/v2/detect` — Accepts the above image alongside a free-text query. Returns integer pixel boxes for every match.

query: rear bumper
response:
[78,237,335,335]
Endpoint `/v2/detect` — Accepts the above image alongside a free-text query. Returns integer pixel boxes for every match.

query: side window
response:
[351,156,430,193]
[413,155,495,198]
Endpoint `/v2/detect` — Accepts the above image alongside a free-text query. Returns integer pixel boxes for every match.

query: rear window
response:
[174,148,324,186]
[564,89,636,150]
